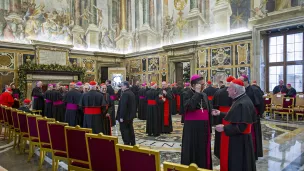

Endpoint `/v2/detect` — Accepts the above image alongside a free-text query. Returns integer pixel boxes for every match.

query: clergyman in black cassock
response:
[117,81,136,145]
[11,83,21,108]
[180,83,190,123]
[214,79,256,171]
[31,81,44,115]
[101,84,114,135]
[181,75,212,170]
[160,82,173,133]
[138,83,147,120]
[18,99,33,113]
[203,81,219,101]
[272,80,288,94]
[212,76,234,159]
[106,80,116,126]
[131,81,140,113]
[51,85,66,122]
[146,82,162,136]
[64,82,82,126]
[44,84,54,118]
[171,83,178,115]
[240,75,264,160]
[80,81,104,134]
[75,81,84,126]
[286,84,297,97]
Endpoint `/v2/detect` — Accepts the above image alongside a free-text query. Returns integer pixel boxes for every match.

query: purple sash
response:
[33,96,38,99]
[45,99,52,103]
[185,109,209,121]
[139,96,145,99]
[110,95,116,101]
[53,100,64,106]
[66,103,78,110]
[13,94,19,99]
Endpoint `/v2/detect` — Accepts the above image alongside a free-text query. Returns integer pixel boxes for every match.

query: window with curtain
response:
[266,30,304,93]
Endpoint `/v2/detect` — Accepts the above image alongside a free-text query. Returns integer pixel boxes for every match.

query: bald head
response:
[37,81,42,88]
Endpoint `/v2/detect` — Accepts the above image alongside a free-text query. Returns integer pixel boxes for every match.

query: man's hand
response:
[120,118,123,123]
[215,124,224,132]
[211,109,220,116]
[106,113,110,117]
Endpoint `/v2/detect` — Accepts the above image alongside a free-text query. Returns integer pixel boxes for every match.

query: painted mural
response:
[0,0,303,53]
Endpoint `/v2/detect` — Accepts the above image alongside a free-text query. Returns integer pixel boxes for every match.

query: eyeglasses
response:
[102,88,107,90]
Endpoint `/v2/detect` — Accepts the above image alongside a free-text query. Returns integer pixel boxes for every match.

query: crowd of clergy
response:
[0,75,298,171]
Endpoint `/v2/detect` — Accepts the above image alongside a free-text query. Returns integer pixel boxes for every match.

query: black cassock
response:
[131,85,140,112]
[107,85,116,126]
[31,87,44,115]
[51,90,66,122]
[218,94,256,171]
[138,88,147,120]
[273,85,288,94]
[252,85,264,95]
[203,86,218,101]
[212,86,232,159]
[181,89,212,170]
[286,87,297,97]
[80,90,103,134]
[171,87,178,115]
[246,85,264,160]
[12,88,21,108]
[64,89,82,126]
[101,92,114,135]
[146,88,162,136]
[160,88,173,133]
[44,90,54,118]
[180,87,190,123]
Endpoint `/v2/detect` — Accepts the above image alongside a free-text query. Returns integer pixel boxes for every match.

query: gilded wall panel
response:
[197,49,208,68]
[82,58,95,72]
[235,43,250,65]
[236,67,251,79]
[23,54,35,64]
[69,58,80,67]
[148,57,159,72]
[0,52,15,70]
[211,68,232,84]
[130,59,142,73]
[211,46,232,67]
[197,70,208,82]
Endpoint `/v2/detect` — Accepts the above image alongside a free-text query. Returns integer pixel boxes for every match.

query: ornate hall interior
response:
[0,0,304,171]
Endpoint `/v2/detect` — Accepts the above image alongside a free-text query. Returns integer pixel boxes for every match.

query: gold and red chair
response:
[5,107,15,142]
[270,94,284,118]
[65,125,92,171]
[294,94,304,121]
[11,109,21,149]
[0,105,6,137]
[47,121,68,171]
[116,144,161,171]
[85,133,119,171]
[274,97,294,122]
[263,94,272,117]
[37,117,56,169]
[26,114,42,162]
[163,162,211,171]
[17,112,30,153]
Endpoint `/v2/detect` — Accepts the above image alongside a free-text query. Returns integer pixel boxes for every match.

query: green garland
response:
[18,63,86,100]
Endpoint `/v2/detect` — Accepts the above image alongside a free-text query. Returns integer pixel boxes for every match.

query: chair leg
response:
[27,142,33,162]
[39,150,45,170]
[13,132,18,148]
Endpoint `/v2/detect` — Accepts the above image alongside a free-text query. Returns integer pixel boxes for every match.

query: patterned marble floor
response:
[1,115,304,171]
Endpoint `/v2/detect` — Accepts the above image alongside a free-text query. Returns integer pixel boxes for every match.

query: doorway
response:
[175,62,190,86]
[100,67,108,83]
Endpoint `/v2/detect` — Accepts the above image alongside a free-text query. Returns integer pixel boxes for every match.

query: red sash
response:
[176,95,181,111]
[148,100,156,105]
[219,106,230,113]
[84,107,101,115]
[163,98,169,126]
[220,119,252,171]
[207,96,213,100]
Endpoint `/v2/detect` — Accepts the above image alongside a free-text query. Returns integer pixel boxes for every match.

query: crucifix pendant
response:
[201,107,204,113]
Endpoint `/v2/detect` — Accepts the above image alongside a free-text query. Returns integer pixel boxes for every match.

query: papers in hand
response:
[299,95,304,98]
[286,98,290,101]
[265,98,269,100]
[277,94,281,97]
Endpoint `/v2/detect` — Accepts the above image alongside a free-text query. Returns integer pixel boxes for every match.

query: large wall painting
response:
[211,47,232,66]
[0,52,14,70]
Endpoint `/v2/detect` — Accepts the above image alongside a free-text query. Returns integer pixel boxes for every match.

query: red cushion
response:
[48,124,66,152]
[87,138,117,171]
[66,129,89,162]
[119,149,156,171]
[54,151,67,158]
[18,114,28,133]
[276,109,290,113]
[41,144,51,149]
[37,120,50,144]
[71,161,90,169]
[27,117,39,138]
[32,138,39,142]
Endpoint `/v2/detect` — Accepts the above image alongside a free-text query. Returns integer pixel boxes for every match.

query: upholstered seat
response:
[26,114,42,162]
[163,162,211,171]
[294,94,304,121]
[17,112,30,154]
[273,97,294,121]
[71,161,90,169]
[54,151,67,158]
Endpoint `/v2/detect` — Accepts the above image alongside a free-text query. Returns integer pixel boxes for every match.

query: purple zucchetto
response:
[76,81,83,86]
[190,74,201,82]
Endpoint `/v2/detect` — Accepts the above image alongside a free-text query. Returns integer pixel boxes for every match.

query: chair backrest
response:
[17,112,29,134]
[37,117,56,145]
[65,126,92,164]
[283,97,294,108]
[47,122,68,153]
[5,107,14,127]
[295,94,304,107]
[12,110,20,130]
[0,105,4,122]
[26,114,41,139]
[163,162,211,171]
[264,95,272,105]
[85,133,118,171]
[116,144,161,171]
[271,94,284,106]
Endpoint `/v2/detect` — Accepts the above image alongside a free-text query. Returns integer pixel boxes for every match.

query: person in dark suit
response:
[117,81,136,146]
[285,84,297,97]
[18,99,33,113]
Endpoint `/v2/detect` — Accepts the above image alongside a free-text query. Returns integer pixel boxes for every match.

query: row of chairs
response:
[264,93,304,121]
[0,105,210,171]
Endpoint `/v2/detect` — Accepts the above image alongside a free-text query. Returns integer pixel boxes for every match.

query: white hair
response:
[230,83,245,96]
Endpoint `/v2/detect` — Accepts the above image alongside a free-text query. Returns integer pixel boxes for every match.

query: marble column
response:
[80,0,86,27]
[143,0,150,26]
[127,0,132,32]
[9,0,21,14]
[190,0,199,12]
[149,0,154,28]
[135,0,140,29]
[75,0,81,26]
[163,0,168,17]
[90,0,97,25]
[120,0,127,31]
